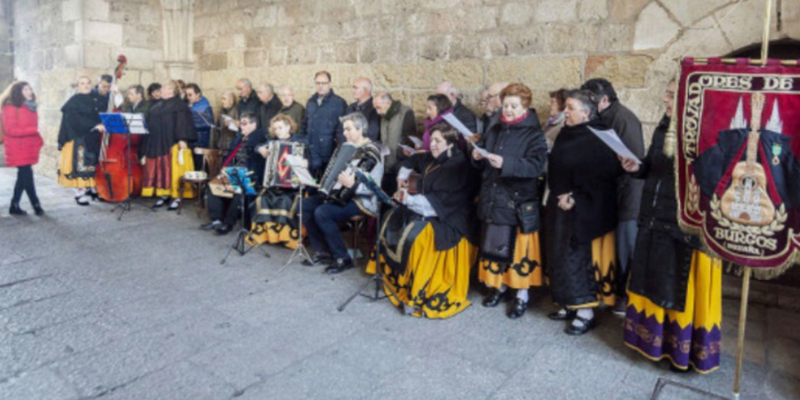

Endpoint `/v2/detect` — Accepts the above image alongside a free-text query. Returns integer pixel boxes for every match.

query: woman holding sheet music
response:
[367,124,478,319]
[544,89,623,335]
[472,83,548,320]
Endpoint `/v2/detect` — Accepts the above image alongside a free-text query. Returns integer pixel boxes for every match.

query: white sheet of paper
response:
[588,126,641,164]
[399,144,418,155]
[442,113,474,139]
[121,113,149,134]
[284,154,306,168]
[471,143,489,158]
[292,166,318,187]
[407,136,423,148]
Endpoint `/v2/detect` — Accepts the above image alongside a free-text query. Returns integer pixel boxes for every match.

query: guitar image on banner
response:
[719,93,776,226]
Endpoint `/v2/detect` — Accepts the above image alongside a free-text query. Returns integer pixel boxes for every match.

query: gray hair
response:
[238,78,253,88]
[340,112,368,133]
[566,89,598,120]
[259,83,274,93]
[376,92,393,102]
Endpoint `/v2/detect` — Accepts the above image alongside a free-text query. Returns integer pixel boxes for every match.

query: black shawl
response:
[141,96,197,158]
[58,93,102,153]
[547,119,623,243]
[402,147,478,250]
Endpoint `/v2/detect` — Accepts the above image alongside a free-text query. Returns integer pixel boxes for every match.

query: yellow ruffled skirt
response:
[367,224,477,319]
[478,230,544,290]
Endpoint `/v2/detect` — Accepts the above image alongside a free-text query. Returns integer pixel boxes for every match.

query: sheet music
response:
[407,136,423,148]
[442,113,475,139]
[122,113,148,134]
[587,126,641,164]
[471,142,489,158]
[399,144,418,155]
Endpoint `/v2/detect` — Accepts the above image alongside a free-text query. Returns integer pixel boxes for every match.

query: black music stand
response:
[99,112,153,220]
[337,178,401,312]
[220,183,271,265]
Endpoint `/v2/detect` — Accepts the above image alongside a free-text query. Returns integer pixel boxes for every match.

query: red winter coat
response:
[2,104,43,167]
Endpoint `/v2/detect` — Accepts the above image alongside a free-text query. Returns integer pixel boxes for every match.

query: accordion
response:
[319,142,380,205]
[263,141,305,189]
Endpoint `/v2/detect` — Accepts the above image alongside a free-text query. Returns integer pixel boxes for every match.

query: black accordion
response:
[318,142,380,205]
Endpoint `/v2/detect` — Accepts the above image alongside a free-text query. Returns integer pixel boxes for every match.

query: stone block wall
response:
[11,0,162,175]
[191,0,800,139]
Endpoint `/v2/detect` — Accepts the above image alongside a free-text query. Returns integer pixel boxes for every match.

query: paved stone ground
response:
[1,168,799,400]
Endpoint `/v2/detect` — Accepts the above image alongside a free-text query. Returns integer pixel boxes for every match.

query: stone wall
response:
[192,0,800,140]
[9,0,800,176]
[11,0,162,175]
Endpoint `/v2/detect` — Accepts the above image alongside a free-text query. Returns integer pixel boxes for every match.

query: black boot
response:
[9,203,27,216]
[32,203,45,216]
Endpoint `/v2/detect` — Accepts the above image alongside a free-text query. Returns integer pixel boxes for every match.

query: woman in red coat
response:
[2,81,44,215]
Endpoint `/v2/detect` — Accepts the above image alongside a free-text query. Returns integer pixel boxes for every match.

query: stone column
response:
[159,0,195,81]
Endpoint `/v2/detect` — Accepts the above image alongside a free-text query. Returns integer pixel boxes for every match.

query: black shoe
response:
[548,309,576,321]
[75,196,90,206]
[9,203,27,216]
[482,289,507,308]
[507,299,527,319]
[32,204,45,216]
[153,197,168,208]
[199,221,221,231]
[302,253,332,267]
[167,199,181,211]
[565,315,597,336]
[214,224,233,235]
[324,257,354,274]
[88,191,99,201]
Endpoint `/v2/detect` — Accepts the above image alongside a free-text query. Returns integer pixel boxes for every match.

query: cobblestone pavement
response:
[1,168,799,400]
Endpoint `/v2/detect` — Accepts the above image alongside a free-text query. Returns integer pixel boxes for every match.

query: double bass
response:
[95,55,144,202]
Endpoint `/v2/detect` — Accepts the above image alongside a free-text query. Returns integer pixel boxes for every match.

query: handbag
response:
[516,200,540,234]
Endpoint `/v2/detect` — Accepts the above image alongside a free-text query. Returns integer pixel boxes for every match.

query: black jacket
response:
[402,148,478,249]
[475,110,547,226]
[258,95,282,131]
[627,116,699,312]
[141,97,197,158]
[453,99,478,134]
[600,100,645,221]
[547,119,623,243]
[228,128,268,189]
[237,91,262,122]
[58,93,102,153]
[338,97,381,144]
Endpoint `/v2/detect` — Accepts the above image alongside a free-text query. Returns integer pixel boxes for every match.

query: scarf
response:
[423,109,453,151]
[24,100,37,113]
[500,110,530,125]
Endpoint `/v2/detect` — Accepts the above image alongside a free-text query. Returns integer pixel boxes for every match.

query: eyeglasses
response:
[315,81,330,86]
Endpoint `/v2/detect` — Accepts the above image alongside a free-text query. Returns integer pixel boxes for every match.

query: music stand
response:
[337,173,401,312]
[220,180,271,265]
[99,112,152,220]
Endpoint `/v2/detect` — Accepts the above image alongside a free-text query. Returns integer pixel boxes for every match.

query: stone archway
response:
[628,0,797,126]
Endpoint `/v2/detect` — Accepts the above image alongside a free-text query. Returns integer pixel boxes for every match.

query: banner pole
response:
[760,0,772,64]
[732,266,752,400]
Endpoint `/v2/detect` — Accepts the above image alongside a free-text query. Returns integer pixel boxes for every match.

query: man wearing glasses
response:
[201,113,267,235]
[300,71,347,176]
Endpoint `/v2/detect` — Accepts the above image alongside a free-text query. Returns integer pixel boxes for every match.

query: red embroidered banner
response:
[676,58,800,275]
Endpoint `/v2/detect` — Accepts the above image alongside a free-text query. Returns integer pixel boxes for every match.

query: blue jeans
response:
[301,195,365,260]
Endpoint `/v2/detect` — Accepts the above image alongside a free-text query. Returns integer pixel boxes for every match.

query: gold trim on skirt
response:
[58,141,95,188]
[479,230,544,290]
[367,224,477,319]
